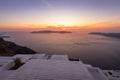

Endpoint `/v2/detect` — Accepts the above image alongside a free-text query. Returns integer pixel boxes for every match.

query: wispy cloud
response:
[41,0,53,8]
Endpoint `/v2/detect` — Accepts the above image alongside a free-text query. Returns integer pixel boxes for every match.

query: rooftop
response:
[0,54,119,80]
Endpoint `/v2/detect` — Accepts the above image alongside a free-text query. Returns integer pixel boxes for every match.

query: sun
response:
[51,16,76,27]
[55,19,72,26]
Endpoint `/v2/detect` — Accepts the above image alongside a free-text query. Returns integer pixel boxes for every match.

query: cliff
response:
[0,38,36,56]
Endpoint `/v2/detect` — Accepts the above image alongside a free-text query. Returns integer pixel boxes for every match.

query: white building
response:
[0,54,119,80]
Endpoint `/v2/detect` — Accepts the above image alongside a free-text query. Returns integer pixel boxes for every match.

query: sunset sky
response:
[0,0,120,30]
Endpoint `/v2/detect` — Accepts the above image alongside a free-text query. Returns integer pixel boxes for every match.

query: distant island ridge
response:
[0,33,10,38]
[0,35,10,38]
[31,30,72,34]
[89,32,120,39]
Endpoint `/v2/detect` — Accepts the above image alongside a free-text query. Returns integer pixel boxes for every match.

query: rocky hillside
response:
[0,38,36,56]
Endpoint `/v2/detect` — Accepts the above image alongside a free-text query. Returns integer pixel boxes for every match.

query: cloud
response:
[41,0,53,8]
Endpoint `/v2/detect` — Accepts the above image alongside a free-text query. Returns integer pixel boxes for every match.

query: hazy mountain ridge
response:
[89,32,120,39]
[31,30,72,34]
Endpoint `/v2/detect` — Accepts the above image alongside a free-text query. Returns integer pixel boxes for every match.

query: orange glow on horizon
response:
[0,21,120,30]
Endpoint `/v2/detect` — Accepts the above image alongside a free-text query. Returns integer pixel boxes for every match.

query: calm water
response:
[5,30,120,69]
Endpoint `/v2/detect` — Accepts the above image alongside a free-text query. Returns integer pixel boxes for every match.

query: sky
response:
[0,0,120,30]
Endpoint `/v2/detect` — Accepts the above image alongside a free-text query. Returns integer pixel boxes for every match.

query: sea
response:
[4,29,120,70]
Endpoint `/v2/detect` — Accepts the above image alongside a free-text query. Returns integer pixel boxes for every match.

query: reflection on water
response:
[5,31,120,69]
